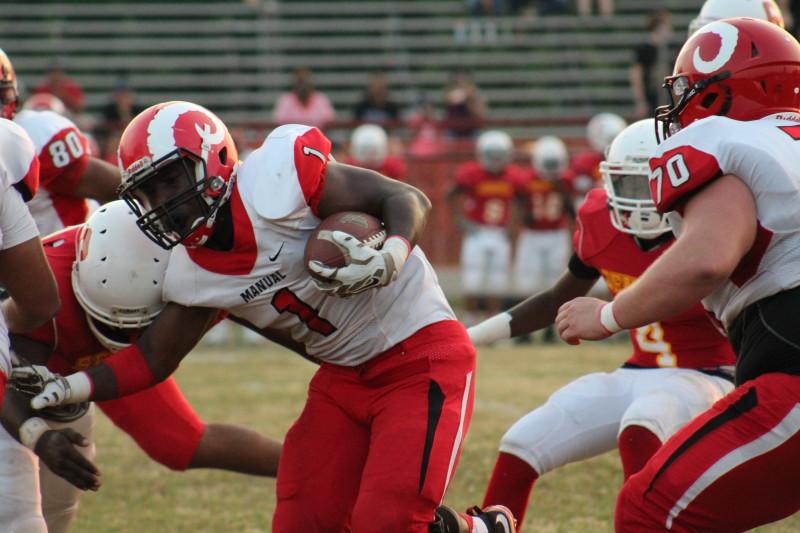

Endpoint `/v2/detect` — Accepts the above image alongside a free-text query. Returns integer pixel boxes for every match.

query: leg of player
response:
[617,369,732,480]
[347,322,477,533]
[0,424,48,532]
[39,405,96,533]
[616,373,800,532]
[272,375,370,531]
[482,371,636,527]
[188,423,281,476]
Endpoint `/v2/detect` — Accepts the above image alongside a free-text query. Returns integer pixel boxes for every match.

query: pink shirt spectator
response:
[272,92,336,130]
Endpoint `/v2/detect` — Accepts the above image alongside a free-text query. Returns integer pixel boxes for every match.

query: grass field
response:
[73,339,800,532]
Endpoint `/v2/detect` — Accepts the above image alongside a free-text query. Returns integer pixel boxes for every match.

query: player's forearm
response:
[378,185,432,247]
[470,272,595,345]
[612,243,727,330]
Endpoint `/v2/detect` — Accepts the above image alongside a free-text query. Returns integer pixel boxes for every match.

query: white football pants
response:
[513,229,569,296]
[40,404,96,533]
[499,367,733,475]
[461,226,511,297]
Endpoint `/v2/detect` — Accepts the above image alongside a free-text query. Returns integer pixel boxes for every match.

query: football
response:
[304,212,386,278]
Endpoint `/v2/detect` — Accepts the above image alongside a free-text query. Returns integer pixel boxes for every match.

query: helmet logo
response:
[147,101,226,161]
[77,226,92,261]
[195,122,225,163]
[692,22,739,74]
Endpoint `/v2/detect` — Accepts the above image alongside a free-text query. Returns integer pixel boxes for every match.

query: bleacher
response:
[3,0,703,141]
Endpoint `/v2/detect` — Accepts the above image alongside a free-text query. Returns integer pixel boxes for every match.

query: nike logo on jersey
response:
[240,271,287,304]
[269,241,285,262]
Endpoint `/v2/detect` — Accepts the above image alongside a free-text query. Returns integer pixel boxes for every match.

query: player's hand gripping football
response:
[555,297,614,345]
[35,428,101,491]
[308,231,409,297]
[11,365,88,410]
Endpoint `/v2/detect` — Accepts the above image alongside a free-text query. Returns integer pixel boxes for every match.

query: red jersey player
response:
[557,19,800,531]
[568,113,626,203]
[6,201,282,532]
[469,119,736,530]
[448,130,526,320]
[345,124,407,180]
[512,136,575,338]
[24,102,514,532]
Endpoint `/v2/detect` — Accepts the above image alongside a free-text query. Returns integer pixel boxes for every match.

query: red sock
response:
[618,425,662,480]
[482,452,539,528]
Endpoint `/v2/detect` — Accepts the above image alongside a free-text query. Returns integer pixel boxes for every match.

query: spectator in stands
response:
[352,72,400,126]
[443,70,487,138]
[577,0,614,17]
[629,10,673,119]
[272,68,336,130]
[100,77,145,134]
[33,60,85,114]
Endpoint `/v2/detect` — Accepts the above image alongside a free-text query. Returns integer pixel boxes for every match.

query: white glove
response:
[308,232,410,298]
[11,366,92,410]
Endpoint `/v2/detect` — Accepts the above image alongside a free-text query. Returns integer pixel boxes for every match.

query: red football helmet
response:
[656,17,800,141]
[117,101,238,249]
[0,49,19,120]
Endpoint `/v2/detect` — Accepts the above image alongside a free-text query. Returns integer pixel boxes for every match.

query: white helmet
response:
[350,124,388,168]
[72,200,171,351]
[586,112,626,154]
[22,93,67,115]
[688,0,784,35]
[532,135,568,175]
[476,130,513,173]
[600,119,669,238]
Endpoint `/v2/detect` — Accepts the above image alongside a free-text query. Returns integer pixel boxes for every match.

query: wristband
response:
[66,371,93,402]
[104,344,155,396]
[19,417,50,450]
[468,312,512,346]
[382,235,411,274]
[600,302,623,334]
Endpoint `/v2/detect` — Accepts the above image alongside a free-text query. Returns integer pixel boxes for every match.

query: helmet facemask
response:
[119,148,232,250]
[654,70,732,143]
[602,162,669,238]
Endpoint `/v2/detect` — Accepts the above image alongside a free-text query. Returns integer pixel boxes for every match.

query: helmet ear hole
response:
[219,147,227,165]
[700,92,718,109]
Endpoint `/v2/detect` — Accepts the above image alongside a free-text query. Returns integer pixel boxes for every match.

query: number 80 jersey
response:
[649,114,800,329]
[163,124,456,366]
[14,109,91,235]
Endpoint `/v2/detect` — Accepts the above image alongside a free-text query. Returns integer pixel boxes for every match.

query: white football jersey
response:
[649,113,800,328]
[14,110,91,235]
[0,119,41,376]
[164,124,455,366]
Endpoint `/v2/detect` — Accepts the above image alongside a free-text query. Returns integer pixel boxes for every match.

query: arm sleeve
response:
[568,253,601,281]
[649,144,723,213]
[37,126,91,195]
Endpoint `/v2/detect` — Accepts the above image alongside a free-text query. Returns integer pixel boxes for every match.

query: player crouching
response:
[3,201,282,532]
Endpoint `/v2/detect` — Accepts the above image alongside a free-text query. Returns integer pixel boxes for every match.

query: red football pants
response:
[273,320,476,533]
[616,372,800,532]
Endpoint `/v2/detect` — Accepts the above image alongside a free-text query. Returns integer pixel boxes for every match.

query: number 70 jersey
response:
[162,124,456,366]
[649,114,800,329]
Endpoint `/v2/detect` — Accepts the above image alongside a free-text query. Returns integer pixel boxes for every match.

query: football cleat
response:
[468,505,517,533]
[431,505,517,533]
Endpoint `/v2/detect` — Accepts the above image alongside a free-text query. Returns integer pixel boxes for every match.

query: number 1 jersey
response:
[163,124,455,366]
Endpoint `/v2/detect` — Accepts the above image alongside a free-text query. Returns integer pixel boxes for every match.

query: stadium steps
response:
[0,0,703,137]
